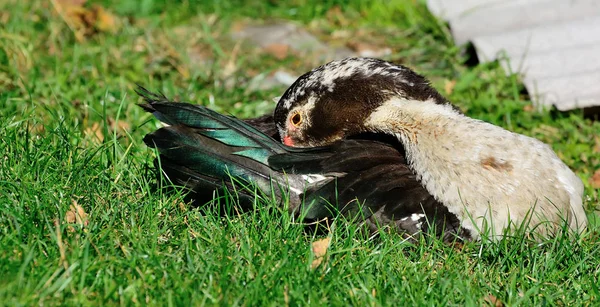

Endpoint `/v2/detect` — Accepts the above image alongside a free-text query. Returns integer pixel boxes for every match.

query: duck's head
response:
[274,57,450,147]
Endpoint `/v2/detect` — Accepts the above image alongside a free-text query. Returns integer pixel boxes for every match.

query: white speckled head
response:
[273,57,450,147]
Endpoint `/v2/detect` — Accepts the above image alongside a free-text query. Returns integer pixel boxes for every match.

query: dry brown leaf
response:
[0,11,10,24]
[84,122,104,142]
[230,21,246,33]
[590,169,600,189]
[593,136,600,154]
[53,218,70,271]
[283,285,290,306]
[65,200,88,232]
[310,237,331,269]
[444,79,457,95]
[107,117,130,133]
[451,241,465,251]
[484,294,504,307]
[263,43,290,60]
[93,5,119,33]
[133,36,147,52]
[84,118,129,143]
[66,201,88,225]
[52,0,119,41]
[27,123,46,135]
[523,104,535,112]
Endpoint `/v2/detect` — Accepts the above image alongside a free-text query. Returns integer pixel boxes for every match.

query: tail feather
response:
[144,125,273,182]
[136,86,287,155]
[155,157,267,209]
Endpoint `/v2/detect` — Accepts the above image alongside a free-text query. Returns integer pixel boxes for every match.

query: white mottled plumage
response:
[279,58,410,110]
[365,98,587,239]
[301,173,329,184]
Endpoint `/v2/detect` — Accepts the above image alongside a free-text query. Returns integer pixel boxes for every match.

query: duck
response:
[137,87,471,242]
[272,57,588,240]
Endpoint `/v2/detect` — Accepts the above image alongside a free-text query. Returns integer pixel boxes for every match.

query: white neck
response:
[365,98,465,179]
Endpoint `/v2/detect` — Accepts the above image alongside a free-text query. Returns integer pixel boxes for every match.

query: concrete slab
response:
[427,0,600,110]
[448,0,600,45]
[504,43,600,80]
[524,71,600,110]
[472,17,600,60]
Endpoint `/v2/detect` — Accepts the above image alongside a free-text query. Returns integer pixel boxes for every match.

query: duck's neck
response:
[364,97,465,160]
[364,98,480,223]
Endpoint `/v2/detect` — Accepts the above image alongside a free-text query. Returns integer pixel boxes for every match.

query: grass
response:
[1,0,599,305]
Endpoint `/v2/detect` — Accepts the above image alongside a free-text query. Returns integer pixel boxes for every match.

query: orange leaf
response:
[264,43,290,60]
[484,294,504,307]
[590,169,600,189]
[52,0,119,41]
[65,200,89,232]
[310,237,331,269]
[523,104,535,112]
[93,5,119,33]
[444,80,457,95]
[84,122,104,142]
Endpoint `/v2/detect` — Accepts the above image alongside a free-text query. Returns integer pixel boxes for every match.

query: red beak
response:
[283,136,294,146]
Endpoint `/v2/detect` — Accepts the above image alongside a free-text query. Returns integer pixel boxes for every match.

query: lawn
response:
[1,0,599,305]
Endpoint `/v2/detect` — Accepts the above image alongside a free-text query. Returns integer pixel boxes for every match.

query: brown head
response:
[273,58,450,147]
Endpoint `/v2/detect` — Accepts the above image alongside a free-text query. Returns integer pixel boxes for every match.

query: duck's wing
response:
[137,86,470,242]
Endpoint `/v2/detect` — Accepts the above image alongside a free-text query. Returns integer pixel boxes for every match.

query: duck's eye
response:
[290,112,302,127]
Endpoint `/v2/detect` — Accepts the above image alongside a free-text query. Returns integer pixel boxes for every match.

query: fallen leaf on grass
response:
[84,122,104,143]
[65,200,88,232]
[93,6,119,33]
[590,169,600,189]
[310,237,331,269]
[263,43,290,60]
[444,80,457,95]
[52,0,120,41]
[107,117,131,133]
[84,118,130,143]
[451,241,465,251]
[523,104,535,112]
[283,285,290,306]
[230,20,246,33]
[27,122,46,135]
[484,294,504,307]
